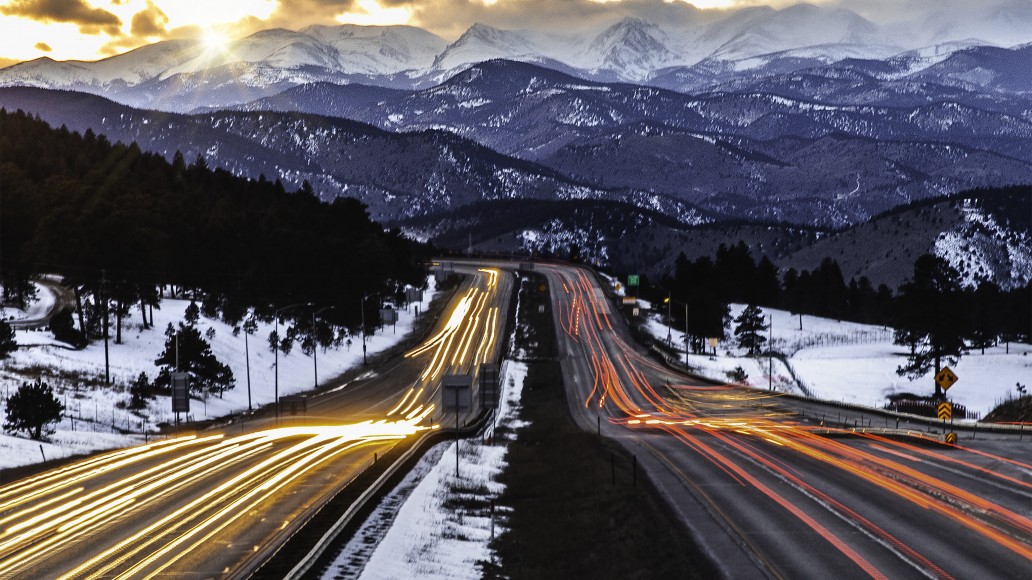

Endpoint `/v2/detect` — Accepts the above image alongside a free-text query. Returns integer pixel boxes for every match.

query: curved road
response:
[540,263,1032,579]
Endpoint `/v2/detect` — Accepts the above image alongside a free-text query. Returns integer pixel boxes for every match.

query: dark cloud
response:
[130,0,169,37]
[0,0,122,35]
[34,41,52,52]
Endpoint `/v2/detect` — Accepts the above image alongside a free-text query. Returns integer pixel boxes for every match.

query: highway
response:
[0,265,511,579]
[541,263,1032,579]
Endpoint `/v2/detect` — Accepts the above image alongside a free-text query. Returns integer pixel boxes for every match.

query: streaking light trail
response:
[0,418,431,578]
[0,265,508,577]
[543,264,1032,576]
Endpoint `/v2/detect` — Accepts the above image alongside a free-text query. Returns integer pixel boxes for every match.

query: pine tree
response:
[155,324,235,397]
[184,301,200,326]
[734,305,768,356]
[4,378,64,440]
[128,372,152,410]
[894,254,969,397]
[0,320,16,358]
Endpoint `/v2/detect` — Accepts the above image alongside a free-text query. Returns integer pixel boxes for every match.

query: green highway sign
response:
[628,275,640,287]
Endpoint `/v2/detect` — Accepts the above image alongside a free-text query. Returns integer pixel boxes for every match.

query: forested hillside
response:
[0,108,428,344]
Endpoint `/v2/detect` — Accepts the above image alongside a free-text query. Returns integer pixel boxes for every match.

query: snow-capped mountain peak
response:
[584,18,678,80]
[1,3,1030,111]
[430,23,541,74]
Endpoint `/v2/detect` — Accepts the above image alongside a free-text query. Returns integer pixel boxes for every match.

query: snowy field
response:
[325,361,528,580]
[640,302,1031,420]
[0,280,438,469]
[0,279,58,324]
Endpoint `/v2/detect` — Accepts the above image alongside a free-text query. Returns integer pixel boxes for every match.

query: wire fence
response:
[775,328,894,356]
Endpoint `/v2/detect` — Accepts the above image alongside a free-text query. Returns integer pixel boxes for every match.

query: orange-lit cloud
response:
[0,0,122,35]
[0,0,1028,65]
[130,1,169,38]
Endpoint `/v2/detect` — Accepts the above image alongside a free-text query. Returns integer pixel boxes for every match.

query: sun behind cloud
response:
[335,0,413,27]
[201,27,229,52]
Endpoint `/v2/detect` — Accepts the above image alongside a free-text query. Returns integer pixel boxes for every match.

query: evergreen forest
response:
[0,108,430,351]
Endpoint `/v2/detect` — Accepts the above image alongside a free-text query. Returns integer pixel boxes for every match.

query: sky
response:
[0,0,1025,67]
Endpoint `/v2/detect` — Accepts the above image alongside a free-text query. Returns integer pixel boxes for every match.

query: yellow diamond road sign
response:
[935,367,958,391]
[937,401,952,421]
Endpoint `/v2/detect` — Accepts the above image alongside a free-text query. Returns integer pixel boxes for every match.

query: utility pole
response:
[312,310,319,390]
[274,310,279,420]
[102,269,110,386]
[244,325,252,411]
[361,294,368,365]
[684,303,689,365]
[310,306,333,389]
[769,313,773,391]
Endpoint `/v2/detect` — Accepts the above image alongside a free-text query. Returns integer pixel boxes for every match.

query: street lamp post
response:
[684,303,689,365]
[274,302,311,420]
[101,269,110,386]
[360,294,371,365]
[244,326,251,411]
[311,306,336,389]
[769,313,774,391]
[665,293,672,345]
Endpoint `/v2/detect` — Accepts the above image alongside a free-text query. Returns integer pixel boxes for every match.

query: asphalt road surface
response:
[540,263,1032,580]
[0,264,512,579]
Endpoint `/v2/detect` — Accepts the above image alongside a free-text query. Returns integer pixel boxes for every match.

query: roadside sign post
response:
[380,308,398,334]
[479,363,500,410]
[404,288,423,309]
[443,374,472,478]
[171,372,190,426]
[935,367,959,443]
[938,400,953,442]
[280,395,307,418]
[935,367,958,392]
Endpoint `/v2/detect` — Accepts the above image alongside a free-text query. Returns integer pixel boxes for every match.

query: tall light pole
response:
[311,305,336,389]
[684,303,689,366]
[101,269,110,386]
[769,313,774,391]
[274,302,310,420]
[664,293,672,345]
[244,325,251,411]
[360,293,371,365]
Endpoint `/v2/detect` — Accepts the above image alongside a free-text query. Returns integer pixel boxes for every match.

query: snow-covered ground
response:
[0,279,438,469]
[0,281,57,324]
[640,302,1031,420]
[325,361,528,580]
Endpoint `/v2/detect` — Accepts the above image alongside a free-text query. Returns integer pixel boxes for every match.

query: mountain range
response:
[2,3,1031,111]
[4,47,1029,227]
[0,3,1030,286]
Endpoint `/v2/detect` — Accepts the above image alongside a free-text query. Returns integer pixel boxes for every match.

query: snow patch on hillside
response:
[518,220,611,266]
[934,202,1032,289]
[638,301,1031,419]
